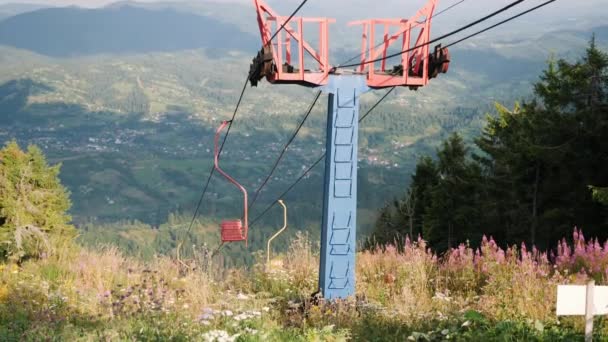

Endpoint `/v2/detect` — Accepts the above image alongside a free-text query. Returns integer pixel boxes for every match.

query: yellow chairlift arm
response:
[266,200,287,269]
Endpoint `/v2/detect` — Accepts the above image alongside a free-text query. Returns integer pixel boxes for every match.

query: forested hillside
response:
[0,1,606,260]
[371,39,608,251]
[1,2,608,340]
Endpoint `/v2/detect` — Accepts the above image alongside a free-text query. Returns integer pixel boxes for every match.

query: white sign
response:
[557,282,608,342]
[557,285,608,316]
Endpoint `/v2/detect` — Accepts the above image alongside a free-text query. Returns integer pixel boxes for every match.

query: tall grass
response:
[0,228,606,340]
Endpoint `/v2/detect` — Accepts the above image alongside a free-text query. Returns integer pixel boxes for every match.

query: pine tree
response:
[423,134,483,251]
[369,38,608,251]
[591,187,608,206]
[0,141,75,261]
[411,156,439,238]
[476,37,608,247]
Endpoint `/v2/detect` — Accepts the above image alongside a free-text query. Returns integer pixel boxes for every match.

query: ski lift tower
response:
[249,0,450,299]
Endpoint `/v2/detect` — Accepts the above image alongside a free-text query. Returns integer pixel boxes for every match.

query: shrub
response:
[0,141,75,261]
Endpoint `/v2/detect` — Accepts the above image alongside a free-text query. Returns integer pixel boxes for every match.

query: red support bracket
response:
[250,0,335,87]
[349,0,449,89]
[249,0,449,89]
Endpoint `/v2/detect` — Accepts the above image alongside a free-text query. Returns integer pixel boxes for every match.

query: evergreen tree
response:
[423,134,483,251]
[0,141,75,261]
[411,156,439,238]
[369,38,608,251]
[477,37,608,248]
[591,187,608,206]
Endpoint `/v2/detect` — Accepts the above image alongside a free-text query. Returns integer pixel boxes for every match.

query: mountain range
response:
[0,3,48,20]
[0,0,606,231]
[0,4,258,57]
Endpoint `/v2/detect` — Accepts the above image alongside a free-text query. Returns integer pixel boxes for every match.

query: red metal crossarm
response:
[214,121,248,245]
[252,0,334,86]
[349,0,439,89]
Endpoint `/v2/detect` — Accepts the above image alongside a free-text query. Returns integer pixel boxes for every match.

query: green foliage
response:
[369,134,483,251]
[423,134,483,251]
[0,141,74,261]
[476,36,608,247]
[370,37,608,250]
[591,186,608,205]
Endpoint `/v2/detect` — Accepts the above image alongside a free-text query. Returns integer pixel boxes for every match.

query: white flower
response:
[202,330,240,342]
[262,306,270,312]
[244,327,258,335]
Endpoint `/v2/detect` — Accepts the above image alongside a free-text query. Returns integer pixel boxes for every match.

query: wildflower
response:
[202,330,240,342]
[198,313,214,321]
[244,327,258,335]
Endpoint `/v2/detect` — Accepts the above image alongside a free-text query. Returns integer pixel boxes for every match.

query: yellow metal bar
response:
[266,200,288,270]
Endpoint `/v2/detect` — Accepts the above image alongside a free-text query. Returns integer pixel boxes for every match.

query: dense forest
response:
[370,39,608,252]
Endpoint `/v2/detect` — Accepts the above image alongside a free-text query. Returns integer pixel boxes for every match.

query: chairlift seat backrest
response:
[221,220,247,242]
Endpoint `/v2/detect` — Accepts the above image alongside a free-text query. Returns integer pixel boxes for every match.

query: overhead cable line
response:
[338,0,468,67]
[180,0,313,251]
[248,90,323,211]
[444,0,557,49]
[337,0,526,69]
[259,0,559,231]
[250,0,558,226]
[249,87,396,228]
[268,0,310,43]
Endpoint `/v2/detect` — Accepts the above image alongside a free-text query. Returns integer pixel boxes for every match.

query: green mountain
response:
[0,0,605,250]
[0,3,49,21]
[0,5,257,57]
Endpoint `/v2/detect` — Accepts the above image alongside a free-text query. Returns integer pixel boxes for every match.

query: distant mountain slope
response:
[0,3,49,21]
[0,5,258,57]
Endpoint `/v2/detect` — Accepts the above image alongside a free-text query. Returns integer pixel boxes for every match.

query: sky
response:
[0,0,603,13]
[0,0,199,6]
[1,0,605,34]
[1,0,603,21]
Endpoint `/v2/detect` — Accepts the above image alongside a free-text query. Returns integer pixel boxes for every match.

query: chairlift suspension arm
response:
[266,200,288,268]
[214,121,248,231]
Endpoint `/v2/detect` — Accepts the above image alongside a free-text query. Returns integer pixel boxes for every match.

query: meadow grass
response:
[0,230,606,341]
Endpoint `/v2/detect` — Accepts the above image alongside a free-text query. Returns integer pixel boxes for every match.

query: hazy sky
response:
[1,0,604,32]
[2,0,602,19]
[0,0,220,6]
[0,0,248,7]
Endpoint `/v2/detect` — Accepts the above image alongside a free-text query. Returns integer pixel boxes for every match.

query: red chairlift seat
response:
[221,220,246,242]
[214,121,249,246]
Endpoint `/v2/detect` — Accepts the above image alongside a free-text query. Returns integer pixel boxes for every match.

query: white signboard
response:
[557,285,608,316]
[557,282,608,342]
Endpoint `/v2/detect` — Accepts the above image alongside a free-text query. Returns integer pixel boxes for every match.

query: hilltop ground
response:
[1,230,607,341]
